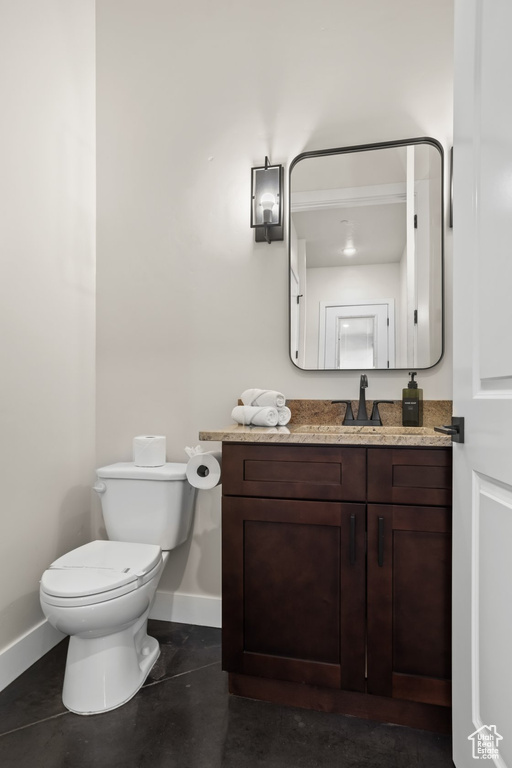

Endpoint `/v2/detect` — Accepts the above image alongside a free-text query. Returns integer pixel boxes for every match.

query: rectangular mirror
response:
[289,138,444,370]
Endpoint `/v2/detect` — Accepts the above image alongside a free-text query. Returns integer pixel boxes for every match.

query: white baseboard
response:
[150,590,221,628]
[0,620,65,693]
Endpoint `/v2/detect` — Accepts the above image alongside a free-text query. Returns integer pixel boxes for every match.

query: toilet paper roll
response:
[186,451,222,490]
[133,435,166,467]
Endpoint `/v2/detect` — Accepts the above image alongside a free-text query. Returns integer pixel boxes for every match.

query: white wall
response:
[96,0,453,617]
[0,0,96,671]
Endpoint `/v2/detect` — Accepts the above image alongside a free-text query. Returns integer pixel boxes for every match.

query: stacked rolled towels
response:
[231,389,291,427]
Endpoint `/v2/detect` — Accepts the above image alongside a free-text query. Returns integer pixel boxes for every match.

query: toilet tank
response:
[94,463,197,551]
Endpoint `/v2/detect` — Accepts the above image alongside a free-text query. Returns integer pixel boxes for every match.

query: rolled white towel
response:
[231,405,279,427]
[241,388,286,408]
[277,406,291,426]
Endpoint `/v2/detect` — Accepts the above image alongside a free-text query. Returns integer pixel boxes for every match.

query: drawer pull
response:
[378,517,384,567]
[349,514,356,565]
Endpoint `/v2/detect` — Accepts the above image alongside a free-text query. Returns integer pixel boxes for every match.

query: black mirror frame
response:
[288,136,445,372]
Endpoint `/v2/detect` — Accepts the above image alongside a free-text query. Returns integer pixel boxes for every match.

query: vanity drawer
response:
[367,448,452,506]
[222,443,366,501]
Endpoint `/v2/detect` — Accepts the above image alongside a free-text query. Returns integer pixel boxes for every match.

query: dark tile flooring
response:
[0,621,454,768]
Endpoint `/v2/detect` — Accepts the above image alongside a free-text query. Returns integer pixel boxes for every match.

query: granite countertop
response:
[199,400,453,447]
[198,424,451,447]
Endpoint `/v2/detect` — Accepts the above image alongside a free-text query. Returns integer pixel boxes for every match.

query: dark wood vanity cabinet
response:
[222,442,452,731]
[222,445,367,691]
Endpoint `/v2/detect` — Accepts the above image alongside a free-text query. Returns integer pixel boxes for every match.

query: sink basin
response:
[293,425,437,436]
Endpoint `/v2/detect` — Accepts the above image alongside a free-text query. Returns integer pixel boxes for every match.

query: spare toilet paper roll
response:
[133,435,166,467]
[186,451,222,490]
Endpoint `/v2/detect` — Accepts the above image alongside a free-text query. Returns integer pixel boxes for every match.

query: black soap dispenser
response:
[402,372,423,427]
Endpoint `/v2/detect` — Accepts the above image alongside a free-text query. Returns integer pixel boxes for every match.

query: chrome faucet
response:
[332,374,393,426]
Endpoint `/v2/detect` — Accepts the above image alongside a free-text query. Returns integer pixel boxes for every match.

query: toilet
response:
[40,461,196,715]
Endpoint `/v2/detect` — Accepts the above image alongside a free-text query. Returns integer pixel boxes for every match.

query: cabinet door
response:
[222,496,365,691]
[367,504,452,707]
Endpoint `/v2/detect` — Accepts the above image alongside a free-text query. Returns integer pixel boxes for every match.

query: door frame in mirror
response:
[288,137,445,372]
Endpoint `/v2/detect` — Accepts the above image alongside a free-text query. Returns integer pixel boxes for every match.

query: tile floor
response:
[0,621,454,768]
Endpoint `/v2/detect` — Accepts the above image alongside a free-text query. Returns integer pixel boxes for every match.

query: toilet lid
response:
[40,540,162,600]
[96,462,187,481]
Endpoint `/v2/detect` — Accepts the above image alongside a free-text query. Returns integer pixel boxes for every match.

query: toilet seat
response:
[40,540,162,607]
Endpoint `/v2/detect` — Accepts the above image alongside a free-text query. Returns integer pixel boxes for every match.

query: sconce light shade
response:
[250,157,284,243]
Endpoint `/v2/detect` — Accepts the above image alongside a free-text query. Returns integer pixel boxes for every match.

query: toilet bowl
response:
[40,461,196,715]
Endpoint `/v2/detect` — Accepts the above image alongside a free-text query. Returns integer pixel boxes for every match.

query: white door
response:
[453,1,512,766]
[321,301,394,369]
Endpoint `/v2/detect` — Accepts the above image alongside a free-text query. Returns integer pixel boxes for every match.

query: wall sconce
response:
[250,157,284,244]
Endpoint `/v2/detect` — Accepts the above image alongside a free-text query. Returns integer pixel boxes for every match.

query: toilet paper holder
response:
[185,448,222,490]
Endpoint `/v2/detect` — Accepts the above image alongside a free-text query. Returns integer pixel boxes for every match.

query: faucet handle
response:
[331,400,355,423]
[360,374,368,388]
[370,400,395,425]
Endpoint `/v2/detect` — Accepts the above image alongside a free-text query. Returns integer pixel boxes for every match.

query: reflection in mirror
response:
[289,139,444,370]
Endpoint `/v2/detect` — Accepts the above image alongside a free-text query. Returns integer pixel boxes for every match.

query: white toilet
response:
[40,461,196,715]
